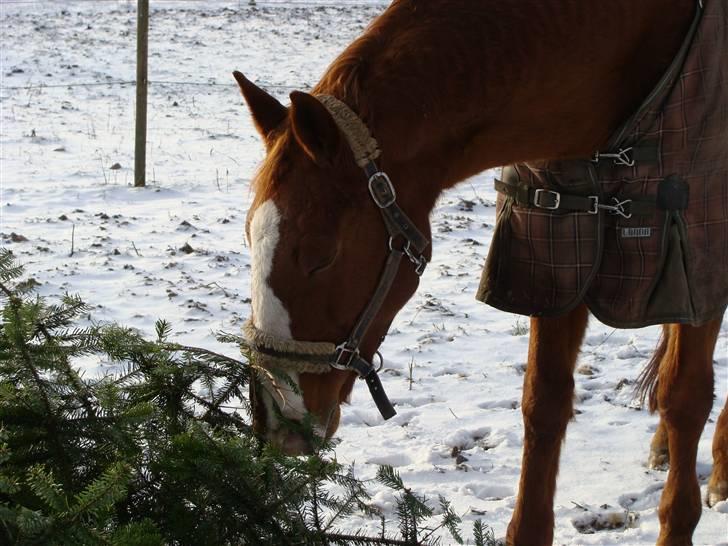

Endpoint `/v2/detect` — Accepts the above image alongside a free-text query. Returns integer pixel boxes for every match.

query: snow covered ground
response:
[1,1,726,544]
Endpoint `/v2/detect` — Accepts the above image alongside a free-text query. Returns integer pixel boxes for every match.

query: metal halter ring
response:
[388,236,411,254]
[373,351,384,373]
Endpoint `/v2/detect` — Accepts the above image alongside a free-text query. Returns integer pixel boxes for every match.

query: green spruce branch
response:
[0,249,495,545]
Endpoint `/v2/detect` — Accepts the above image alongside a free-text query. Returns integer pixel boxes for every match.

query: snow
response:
[1,1,726,544]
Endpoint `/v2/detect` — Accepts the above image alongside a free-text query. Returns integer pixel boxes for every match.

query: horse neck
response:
[314,0,694,212]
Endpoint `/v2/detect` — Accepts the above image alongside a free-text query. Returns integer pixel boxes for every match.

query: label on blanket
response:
[621,227,652,238]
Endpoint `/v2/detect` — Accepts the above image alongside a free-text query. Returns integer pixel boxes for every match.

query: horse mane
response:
[311,0,414,116]
[312,31,380,117]
[253,6,393,200]
[313,46,368,108]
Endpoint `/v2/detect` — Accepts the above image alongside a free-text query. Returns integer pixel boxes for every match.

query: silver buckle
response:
[533,189,561,210]
[332,343,359,370]
[587,196,599,214]
[368,171,396,208]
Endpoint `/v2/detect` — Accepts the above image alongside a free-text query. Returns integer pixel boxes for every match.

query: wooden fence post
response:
[134,0,149,187]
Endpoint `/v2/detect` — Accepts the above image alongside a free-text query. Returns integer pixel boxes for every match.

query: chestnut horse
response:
[234,0,726,544]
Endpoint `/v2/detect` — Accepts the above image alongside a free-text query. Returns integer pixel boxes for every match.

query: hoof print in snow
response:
[576,364,598,376]
[179,243,194,254]
[512,362,527,375]
[476,436,502,451]
[571,503,639,534]
[451,446,469,466]
[457,198,477,211]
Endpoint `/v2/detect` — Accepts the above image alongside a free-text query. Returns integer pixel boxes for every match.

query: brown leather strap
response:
[494,179,657,217]
[342,250,405,351]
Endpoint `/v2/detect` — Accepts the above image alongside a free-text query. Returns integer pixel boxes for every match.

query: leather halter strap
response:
[244,95,429,421]
[317,94,429,419]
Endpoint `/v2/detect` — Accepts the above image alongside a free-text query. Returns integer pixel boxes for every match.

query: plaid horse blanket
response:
[477,0,727,328]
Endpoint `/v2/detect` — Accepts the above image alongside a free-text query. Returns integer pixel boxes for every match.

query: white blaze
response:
[249,199,306,427]
[250,199,292,338]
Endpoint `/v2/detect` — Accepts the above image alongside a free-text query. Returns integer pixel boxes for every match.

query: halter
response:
[244,95,430,420]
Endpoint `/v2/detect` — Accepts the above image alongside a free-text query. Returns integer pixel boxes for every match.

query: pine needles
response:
[0,249,496,545]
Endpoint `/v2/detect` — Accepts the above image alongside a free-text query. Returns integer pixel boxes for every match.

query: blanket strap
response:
[494,179,657,218]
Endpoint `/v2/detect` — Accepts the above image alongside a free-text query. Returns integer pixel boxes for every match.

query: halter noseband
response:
[244,95,430,420]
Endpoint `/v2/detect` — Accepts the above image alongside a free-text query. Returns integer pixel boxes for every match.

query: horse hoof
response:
[648,448,669,470]
[707,480,728,507]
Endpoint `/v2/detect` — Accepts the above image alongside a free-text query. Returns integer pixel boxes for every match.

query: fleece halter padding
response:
[316,94,381,168]
[243,319,335,375]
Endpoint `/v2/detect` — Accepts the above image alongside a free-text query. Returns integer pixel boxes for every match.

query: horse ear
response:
[232,70,287,140]
[289,91,341,167]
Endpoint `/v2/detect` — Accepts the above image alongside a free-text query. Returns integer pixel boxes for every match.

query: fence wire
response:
[1,1,379,92]
[1,1,386,6]
[1,80,300,91]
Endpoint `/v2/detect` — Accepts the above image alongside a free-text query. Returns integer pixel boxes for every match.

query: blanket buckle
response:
[533,189,561,210]
[592,147,635,167]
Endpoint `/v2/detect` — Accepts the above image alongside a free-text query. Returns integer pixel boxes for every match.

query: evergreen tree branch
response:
[0,252,498,545]
[0,281,75,488]
[324,532,424,545]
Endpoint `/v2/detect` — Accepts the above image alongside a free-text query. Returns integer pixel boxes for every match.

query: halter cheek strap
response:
[318,95,429,419]
[243,95,430,421]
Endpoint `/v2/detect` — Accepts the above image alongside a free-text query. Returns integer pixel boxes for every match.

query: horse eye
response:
[297,235,338,276]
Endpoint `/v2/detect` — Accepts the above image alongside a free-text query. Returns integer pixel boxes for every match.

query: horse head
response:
[234,71,429,454]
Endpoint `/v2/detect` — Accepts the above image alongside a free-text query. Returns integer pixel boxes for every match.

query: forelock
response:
[252,127,294,204]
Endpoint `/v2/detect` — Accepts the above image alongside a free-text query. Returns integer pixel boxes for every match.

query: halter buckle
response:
[332,343,359,370]
[368,171,397,208]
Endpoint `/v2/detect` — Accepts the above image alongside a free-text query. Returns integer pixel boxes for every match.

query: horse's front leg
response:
[656,319,721,546]
[506,304,589,546]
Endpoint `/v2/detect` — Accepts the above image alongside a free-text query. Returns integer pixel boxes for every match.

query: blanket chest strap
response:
[494,178,656,218]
